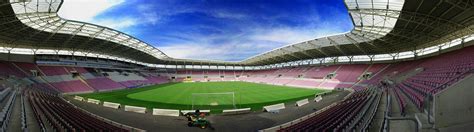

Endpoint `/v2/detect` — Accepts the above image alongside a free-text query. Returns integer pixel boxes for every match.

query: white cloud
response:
[136,4,161,25]
[158,42,270,61]
[209,10,248,19]
[91,17,137,29]
[251,28,317,44]
[57,1,350,61]
[134,3,200,25]
[158,26,342,61]
[58,0,138,30]
[58,0,125,21]
[158,44,229,60]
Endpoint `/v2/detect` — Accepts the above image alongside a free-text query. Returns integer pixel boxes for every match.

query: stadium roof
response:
[0,0,473,66]
[243,0,474,65]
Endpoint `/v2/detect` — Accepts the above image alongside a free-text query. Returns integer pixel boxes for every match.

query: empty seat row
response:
[278,89,377,132]
[26,88,128,131]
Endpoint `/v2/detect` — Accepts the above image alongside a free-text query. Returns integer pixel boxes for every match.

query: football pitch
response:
[78,81,329,112]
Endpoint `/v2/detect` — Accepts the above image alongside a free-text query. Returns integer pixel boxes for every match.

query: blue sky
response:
[58,0,353,61]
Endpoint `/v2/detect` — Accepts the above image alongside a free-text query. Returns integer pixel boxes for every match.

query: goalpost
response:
[191,92,236,110]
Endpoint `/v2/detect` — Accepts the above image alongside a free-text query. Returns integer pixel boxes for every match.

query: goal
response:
[191,92,236,110]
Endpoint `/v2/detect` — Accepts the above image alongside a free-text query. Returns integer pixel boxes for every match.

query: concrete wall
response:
[434,74,474,128]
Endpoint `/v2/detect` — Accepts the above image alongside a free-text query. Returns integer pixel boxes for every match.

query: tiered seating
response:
[287,67,308,77]
[305,65,339,79]
[396,83,424,110]
[394,46,474,110]
[223,70,235,77]
[273,68,292,76]
[352,85,367,91]
[334,64,368,82]
[189,70,203,78]
[286,79,321,88]
[365,64,388,75]
[206,70,221,77]
[176,70,187,75]
[334,83,355,88]
[144,76,169,84]
[278,89,377,131]
[50,80,93,93]
[320,82,340,88]
[246,69,277,77]
[0,61,26,77]
[15,62,39,76]
[362,61,417,85]
[86,77,124,91]
[270,78,294,85]
[391,86,407,115]
[26,88,127,131]
[71,67,89,74]
[106,71,149,87]
[38,66,68,76]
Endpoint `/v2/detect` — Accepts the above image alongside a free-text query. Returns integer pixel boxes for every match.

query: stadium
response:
[0,0,473,132]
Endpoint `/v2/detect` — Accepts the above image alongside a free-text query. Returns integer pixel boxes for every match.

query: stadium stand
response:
[393,46,474,111]
[334,64,368,82]
[277,88,381,131]
[38,66,69,76]
[14,63,39,76]
[261,46,474,132]
[85,77,125,91]
[0,61,26,77]
[25,88,129,131]
[305,65,339,79]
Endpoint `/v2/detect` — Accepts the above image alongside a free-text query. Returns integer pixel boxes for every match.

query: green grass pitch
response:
[78,81,329,112]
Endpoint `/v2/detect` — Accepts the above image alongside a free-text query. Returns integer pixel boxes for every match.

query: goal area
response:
[191,92,236,110]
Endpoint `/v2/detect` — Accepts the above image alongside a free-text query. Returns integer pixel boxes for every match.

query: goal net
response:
[191,92,236,110]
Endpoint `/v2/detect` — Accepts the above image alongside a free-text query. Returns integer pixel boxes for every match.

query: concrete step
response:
[23,96,42,131]
[6,92,21,132]
[368,91,387,132]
